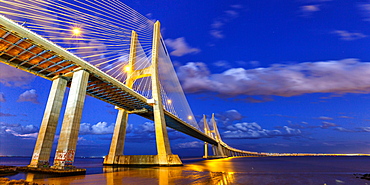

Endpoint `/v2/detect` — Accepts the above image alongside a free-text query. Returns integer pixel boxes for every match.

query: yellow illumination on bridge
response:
[188,116,192,120]
[167,99,172,104]
[72,27,82,36]
[124,65,131,72]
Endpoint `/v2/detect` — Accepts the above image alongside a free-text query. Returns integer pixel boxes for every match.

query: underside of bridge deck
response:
[0,21,217,146]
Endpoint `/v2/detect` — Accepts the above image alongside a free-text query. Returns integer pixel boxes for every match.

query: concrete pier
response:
[104,108,128,164]
[52,69,89,169]
[29,76,67,168]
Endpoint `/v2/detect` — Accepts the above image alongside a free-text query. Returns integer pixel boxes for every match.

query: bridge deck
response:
[0,15,218,145]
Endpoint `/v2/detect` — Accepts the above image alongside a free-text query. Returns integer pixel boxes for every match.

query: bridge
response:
[0,1,267,169]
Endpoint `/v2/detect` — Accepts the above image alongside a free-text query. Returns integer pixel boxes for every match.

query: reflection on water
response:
[186,157,236,172]
[102,159,238,185]
[6,157,370,184]
[28,159,237,185]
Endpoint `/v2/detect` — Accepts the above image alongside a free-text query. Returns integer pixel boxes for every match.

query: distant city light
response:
[72,27,82,36]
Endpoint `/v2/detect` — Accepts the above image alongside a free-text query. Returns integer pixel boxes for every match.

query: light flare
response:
[72,27,82,36]
[124,65,131,72]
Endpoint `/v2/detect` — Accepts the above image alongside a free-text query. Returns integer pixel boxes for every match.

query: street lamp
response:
[124,65,131,72]
[72,27,81,36]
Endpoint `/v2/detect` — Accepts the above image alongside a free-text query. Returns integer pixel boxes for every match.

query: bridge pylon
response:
[52,68,90,169]
[103,21,182,166]
[203,114,228,158]
[28,76,67,168]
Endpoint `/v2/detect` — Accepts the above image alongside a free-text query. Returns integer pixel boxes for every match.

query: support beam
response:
[52,69,89,169]
[104,31,137,165]
[151,21,180,165]
[211,114,226,157]
[29,76,67,168]
[103,108,128,164]
[203,115,209,159]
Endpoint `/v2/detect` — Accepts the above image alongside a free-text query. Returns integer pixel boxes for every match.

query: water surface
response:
[1,156,369,184]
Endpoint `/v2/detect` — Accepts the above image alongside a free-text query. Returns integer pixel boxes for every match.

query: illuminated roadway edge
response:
[0,14,219,146]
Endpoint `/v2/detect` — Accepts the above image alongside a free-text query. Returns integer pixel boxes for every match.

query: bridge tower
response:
[203,114,227,158]
[103,21,182,166]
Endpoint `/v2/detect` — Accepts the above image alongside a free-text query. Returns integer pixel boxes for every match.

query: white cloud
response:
[360,127,370,132]
[213,60,231,68]
[0,112,16,117]
[299,0,333,17]
[249,61,260,67]
[230,4,243,9]
[1,122,39,138]
[223,122,301,139]
[165,37,200,57]
[211,21,224,29]
[331,30,367,41]
[78,137,86,142]
[210,5,244,39]
[210,30,224,39]
[320,121,337,129]
[177,62,213,93]
[215,110,243,125]
[0,63,35,87]
[300,4,321,16]
[177,59,370,98]
[339,116,354,119]
[0,93,5,102]
[317,116,333,120]
[334,126,370,133]
[335,127,355,132]
[358,1,370,21]
[92,122,115,134]
[136,122,155,133]
[302,0,332,2]
[17,89,39,104]
[79,122,115,135]
[301,5,320,12]
[225,10,239,18]
[176,141,203,149]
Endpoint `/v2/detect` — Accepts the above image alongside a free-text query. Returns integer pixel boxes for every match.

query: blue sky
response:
[1,0,370,157]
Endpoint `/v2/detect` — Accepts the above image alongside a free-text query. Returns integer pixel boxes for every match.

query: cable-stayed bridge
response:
[0,1,267,169]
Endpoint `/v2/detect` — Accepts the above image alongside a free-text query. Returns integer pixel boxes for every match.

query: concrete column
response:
[29,76,67,168]
[203,115,209,158]
[104,108,128,164]
[212,145,217,156]
[151,21,173,164]
[52,69,89,169]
